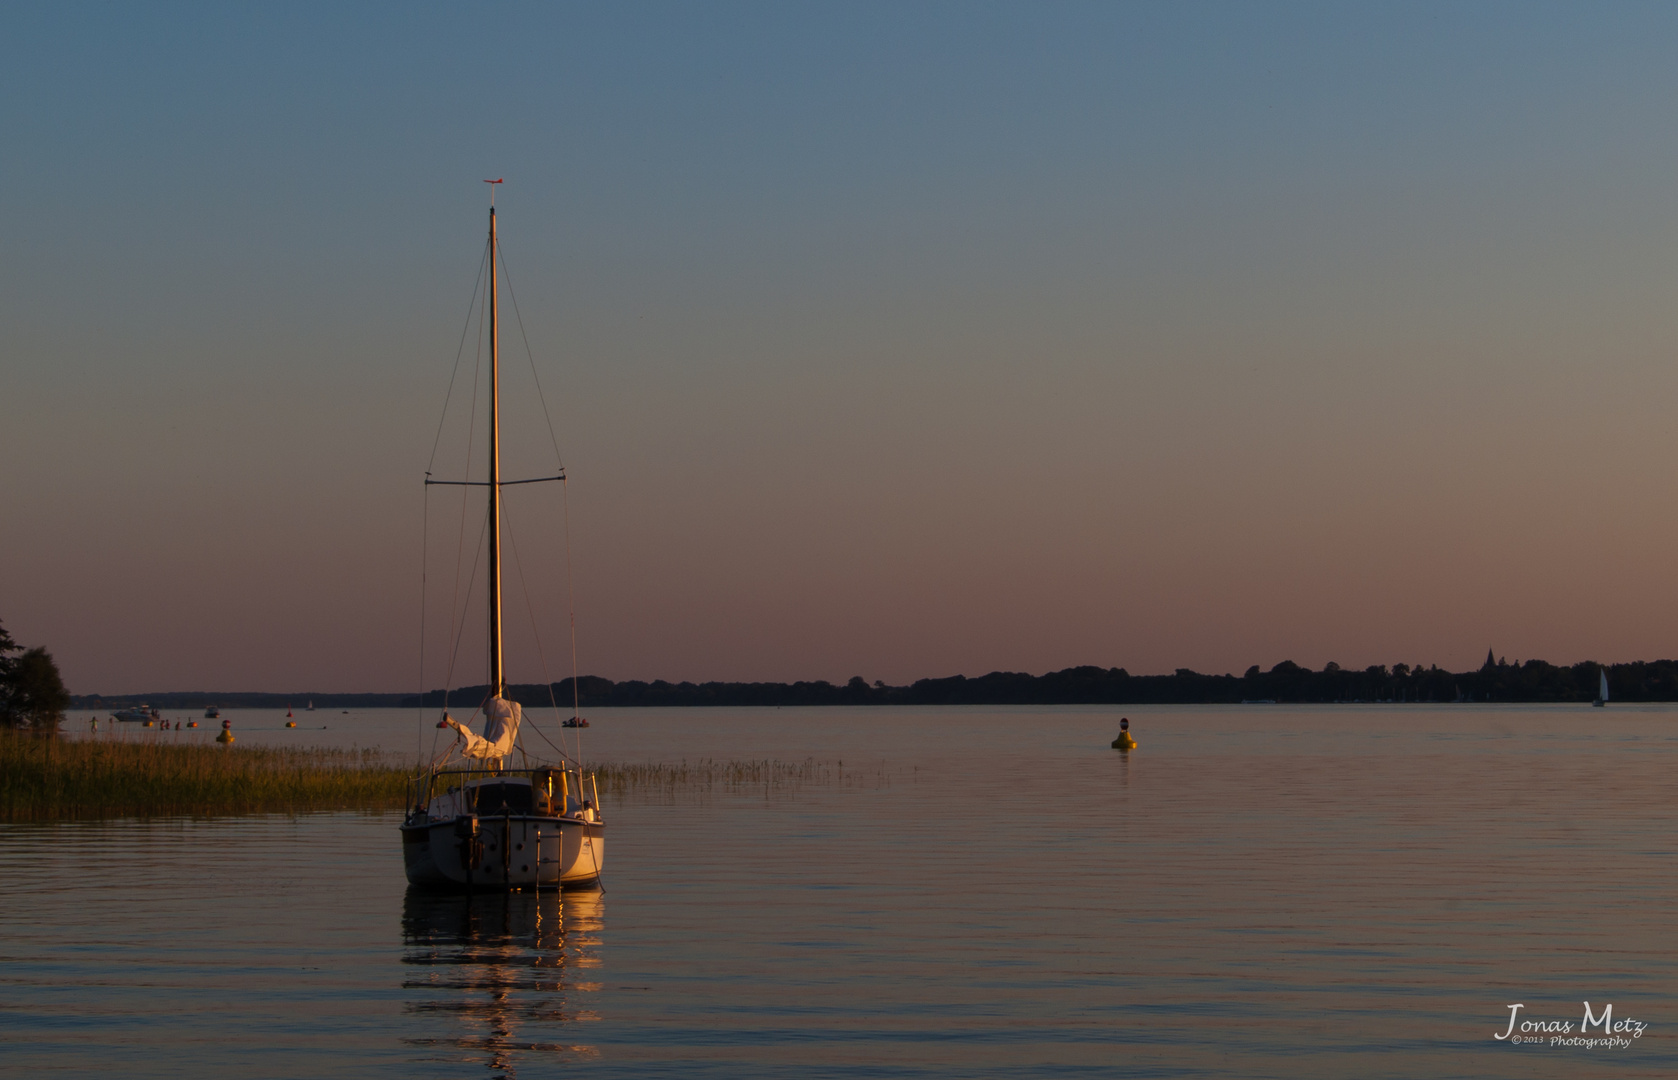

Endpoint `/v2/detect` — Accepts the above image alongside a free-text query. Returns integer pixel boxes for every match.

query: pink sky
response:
[5,5,1677,693]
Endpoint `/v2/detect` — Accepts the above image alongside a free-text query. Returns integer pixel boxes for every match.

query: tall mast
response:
[487,201,504,699]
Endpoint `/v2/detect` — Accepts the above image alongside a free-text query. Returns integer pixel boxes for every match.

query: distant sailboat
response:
[1593,669,1609,708]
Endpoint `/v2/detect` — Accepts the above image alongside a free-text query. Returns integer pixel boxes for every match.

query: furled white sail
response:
[452,697,522,760]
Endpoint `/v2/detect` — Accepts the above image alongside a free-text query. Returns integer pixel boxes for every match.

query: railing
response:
[408,765,601,821]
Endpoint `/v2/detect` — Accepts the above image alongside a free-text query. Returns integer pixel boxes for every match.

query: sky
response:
[5,2,1678,694]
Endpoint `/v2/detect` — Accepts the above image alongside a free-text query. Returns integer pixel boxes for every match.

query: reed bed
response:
[0,732,409,820]
[591,757,891,804]
[0,733,889,819]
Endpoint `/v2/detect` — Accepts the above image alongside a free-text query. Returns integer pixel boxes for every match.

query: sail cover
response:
[457,697,522,760]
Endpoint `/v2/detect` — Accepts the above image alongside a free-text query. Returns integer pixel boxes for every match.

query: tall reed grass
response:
[592,757,891,804]
[0,732,889,819]
[0,732,409,820]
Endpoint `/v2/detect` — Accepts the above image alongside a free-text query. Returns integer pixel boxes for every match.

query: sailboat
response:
[400,189,605,891]
[1593,668,1609,708]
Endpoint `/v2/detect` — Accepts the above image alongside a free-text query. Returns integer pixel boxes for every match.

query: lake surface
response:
[2,705,1673,1077]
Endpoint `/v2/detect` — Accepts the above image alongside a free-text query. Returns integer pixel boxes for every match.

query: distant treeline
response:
[403,654,1678,708]
[73,653,1678,711]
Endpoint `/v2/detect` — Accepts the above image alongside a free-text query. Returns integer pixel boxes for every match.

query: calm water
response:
[2,705,1673,1077]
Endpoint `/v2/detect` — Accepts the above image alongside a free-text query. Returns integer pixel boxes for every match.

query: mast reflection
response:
[401,887,603,1075]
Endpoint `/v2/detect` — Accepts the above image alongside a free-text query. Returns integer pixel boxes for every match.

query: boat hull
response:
[400,814,603,890]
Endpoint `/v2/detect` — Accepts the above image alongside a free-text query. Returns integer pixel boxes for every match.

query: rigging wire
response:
[521,710,579,764]
[496,238,584,764]
[421,237,490,772]
[427,239,492,474]
[503,490,575,749]
[418,484,427,767]
[495,239,568,472]
[442,509,492,712]
[441,251,490,715]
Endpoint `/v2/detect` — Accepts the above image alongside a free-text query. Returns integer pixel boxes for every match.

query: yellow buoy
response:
[286,720,297,728]
[216,730,234,744]
[1112,733,1137,750]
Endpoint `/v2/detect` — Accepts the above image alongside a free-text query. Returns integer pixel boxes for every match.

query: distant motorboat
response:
[113,705,157,723]
[204,706,220,719]
[1593,669,1609,708]
[562,716,590,728]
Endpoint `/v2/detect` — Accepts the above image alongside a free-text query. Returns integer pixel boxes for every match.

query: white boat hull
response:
[401,814,603,889]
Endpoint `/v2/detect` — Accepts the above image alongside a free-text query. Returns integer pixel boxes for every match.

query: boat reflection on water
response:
[401,887,604,1073]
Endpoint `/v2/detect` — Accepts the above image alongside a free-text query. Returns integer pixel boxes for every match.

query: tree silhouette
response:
[2,648,69,732]
[0,619,69,732]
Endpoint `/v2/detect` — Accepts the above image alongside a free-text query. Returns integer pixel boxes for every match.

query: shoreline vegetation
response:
[0,732,876,820]
[0,734,410,820]
[69,653,1678,709]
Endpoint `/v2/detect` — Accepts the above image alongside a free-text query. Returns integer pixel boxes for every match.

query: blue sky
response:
[6,3,1678,692]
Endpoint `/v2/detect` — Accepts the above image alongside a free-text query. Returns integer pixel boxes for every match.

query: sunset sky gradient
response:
[5,3,1678,693]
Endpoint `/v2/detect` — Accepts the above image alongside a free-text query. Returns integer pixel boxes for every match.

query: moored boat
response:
[400,185,603,891]
[401,765,604,889]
